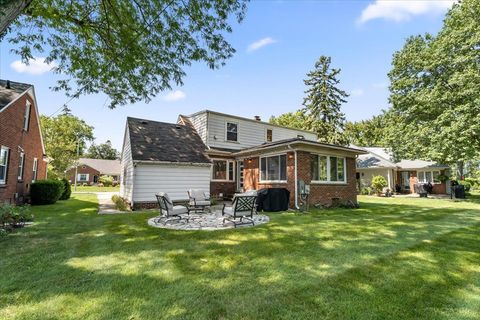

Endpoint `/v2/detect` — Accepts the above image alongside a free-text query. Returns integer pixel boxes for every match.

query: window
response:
[260,154,287,182]
[78,174,89,182]
[23,102,31,131]
[0,147,9,184]
[18,152,25,181]
[310,154,346,183]
[226,122,238,142]
[212,160,234,181]
[266,129,273,142]
[32,158,38,182]
[418,170,441,183]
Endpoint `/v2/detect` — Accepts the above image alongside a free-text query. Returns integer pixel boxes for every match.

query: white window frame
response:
[311,154,347,184]
[211,159,235,182]
[0,146,9,185]
[259,153,288,183]
[417,170,441,184]
[266,128,273,142]
[17,152,25,181]
[23,101,31,131]
[225,121,239,142]
[32,158,38,182]
[78,173,89,182]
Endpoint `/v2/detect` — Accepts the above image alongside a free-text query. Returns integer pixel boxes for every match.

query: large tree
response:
[86,140,119,160]
[269,111,308,131]
[3,0,247,108]
[386,0,480,175]
[302,56,349,145]
[41,114,94,176]
[344,114,388,147]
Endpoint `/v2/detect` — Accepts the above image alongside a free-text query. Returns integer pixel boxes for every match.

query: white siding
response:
[119,128,134,203]
[189,113,208,144]
[358,168,395,189]
[206,112,317,150]
[133,164,210,202]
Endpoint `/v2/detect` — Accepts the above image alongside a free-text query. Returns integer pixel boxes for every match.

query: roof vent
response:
[254,115,261,121]
[141,121,148,125]
[297,134,305,139]
[6,80,11,89]
[175,124,182,129]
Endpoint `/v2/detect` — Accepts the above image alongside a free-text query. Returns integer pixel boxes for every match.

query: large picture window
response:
[0,146,9,184]
[260,154,287,182]
[311,154,346,183]
[212,160,234,181]
[226,122,238,142]
[418,170,441,184]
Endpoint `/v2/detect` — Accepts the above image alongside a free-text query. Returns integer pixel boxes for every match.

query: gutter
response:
[287,144,300,210]
[133,160,212,167]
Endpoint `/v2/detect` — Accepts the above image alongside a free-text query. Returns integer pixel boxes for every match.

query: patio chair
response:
[222,194,257,228]
[154,192,189,225]
[187,189,211,212]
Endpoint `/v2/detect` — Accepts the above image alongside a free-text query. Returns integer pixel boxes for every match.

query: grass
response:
[1,195,480,319]
[72,185,120,192]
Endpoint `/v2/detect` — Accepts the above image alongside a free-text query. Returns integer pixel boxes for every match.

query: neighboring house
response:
[66,158,121,185]
[120,110,366,209]
[357,147,451,194]
[0,80,48,204]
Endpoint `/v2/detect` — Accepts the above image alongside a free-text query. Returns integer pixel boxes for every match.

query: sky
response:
[0,0,455,150]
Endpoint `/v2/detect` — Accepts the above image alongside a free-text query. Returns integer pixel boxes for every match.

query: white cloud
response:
[163,90,186,102]
[358,0,456,24]
[247,37,277,53]
[351,88,364,96]
[10,57,56,75]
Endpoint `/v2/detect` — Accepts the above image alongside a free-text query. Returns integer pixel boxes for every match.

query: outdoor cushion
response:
[172,205,188,215]
[189,189,208,201]
[223,207,249,217]
[191,200,210,206]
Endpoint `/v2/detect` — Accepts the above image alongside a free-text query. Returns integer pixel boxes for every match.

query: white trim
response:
[17,152,25,180]
[0,146,9,184]
[23,101,31,131]
[417,169,441,184]
[211,158,235,182]
[77,173,89,182]
[32,157,38,182]
[310,154,347,184]
[259,153,287,183]
[265,127,273,142]
[225,121,239,143]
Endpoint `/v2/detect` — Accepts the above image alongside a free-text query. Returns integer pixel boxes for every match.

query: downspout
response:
[288,145,300,210]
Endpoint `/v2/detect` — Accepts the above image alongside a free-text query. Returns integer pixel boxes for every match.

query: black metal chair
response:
[222,195,257,228]
[187,189,211,213]
[154,192,189,225]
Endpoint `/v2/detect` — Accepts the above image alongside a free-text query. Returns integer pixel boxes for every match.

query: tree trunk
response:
[456,161,464,180]
[0,0,32,34]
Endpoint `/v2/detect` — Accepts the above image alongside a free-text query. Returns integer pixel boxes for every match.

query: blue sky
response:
[0,0,454,150]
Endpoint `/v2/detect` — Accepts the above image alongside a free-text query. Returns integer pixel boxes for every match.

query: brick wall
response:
[66,165,100,184]
[210,181,236,199]
[0,93,47,204]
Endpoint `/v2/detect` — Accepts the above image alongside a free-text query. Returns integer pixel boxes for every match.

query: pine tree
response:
[302,56,348,145]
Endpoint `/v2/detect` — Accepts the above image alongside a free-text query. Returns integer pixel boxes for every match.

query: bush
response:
[99,175,114,187]
[30,180,64,205]
[0,203,33,232]
[111,195,129,211]
[371,176,388,195]
[59,178,71,200]
[360,187,372,195]
[459,180,472,192]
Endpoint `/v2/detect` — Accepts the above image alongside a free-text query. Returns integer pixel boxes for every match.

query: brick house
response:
[66,158,121,185]
[120,110,366,209]
[0,80,48,204]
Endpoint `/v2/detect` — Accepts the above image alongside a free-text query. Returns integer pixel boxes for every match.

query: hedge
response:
[30,180,65,205]
[59,178,72,200]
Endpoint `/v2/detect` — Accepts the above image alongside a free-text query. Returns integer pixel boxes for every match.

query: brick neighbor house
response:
[66,158,121,185]
[0,80,48,204]
[120,110,366,209]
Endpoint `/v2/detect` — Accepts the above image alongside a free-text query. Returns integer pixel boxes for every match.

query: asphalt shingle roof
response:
[0,80,31,111]
[127,117,211,164]
[78,158,121,175]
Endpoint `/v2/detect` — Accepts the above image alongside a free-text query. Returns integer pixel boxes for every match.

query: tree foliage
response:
[302,56,349,145]
[385,0,480,169]
[344,114,388,147]
[269,111,308,131]
[86,140,119,160]
[41,114,94,175]
[7,0,247,108]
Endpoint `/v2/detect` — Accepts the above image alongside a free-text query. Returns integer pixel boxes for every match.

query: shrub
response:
[459,180,472,192]
[59,178,72,200]
[0,203,33,232]
[112,181,119,187]
[111,195,129,211]
[30,180,64,205]
[360,187,372,195]
[371,176,388,195]
[99,175,114,187]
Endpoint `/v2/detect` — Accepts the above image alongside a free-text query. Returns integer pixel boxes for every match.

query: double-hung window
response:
[18,152,25,181]
[0,146,9,184]
[32,158,38,182]
[78,174,89,182]
[226,122,238,142]
[212,160,234,181]
[418,170,441,183]
[260,154,287,182]
[23,102,31,131]
[310,154,346,183]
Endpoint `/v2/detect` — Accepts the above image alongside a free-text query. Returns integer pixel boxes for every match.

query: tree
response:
[4,0,247,108]
[302,56,349,145]
[344,114,388,147]
[86,140,119,160]
[41,114,94,176]
[386,0,480,175]
[269,111,308,131]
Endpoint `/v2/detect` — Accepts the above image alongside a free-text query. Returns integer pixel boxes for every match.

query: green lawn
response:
[1,195,479,319]
[72,185,120,192]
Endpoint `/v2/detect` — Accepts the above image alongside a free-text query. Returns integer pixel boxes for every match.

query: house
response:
[120,110,366,209]
[357,147,451,194]
[0,80,48,204]
[66,158,121,185]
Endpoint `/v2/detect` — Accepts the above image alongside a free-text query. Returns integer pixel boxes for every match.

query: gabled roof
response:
[77,158,121,174]
[0,80,32,111]
[127,117,211,164]
[396,159,449,170]
[357,147,449,170]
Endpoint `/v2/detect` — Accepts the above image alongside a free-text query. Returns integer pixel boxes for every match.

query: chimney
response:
[6,80,11,89]
[254,115,261,121]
